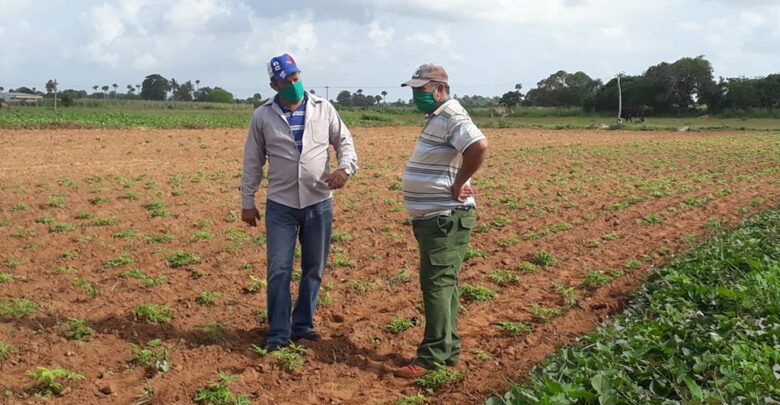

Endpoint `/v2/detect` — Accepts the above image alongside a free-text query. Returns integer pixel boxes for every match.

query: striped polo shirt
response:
[275,94,307,153]
[402,99,487,220]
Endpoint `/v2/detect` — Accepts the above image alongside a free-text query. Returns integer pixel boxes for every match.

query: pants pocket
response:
[421,248,461,291]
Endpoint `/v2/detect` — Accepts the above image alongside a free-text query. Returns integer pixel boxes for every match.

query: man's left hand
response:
[326,169,350,190]
[452,183,475,202]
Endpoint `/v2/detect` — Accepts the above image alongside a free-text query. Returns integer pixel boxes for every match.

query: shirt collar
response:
[428,98,454,117]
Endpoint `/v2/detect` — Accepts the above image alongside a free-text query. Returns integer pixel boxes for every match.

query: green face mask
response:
[278,80,304,104]
[413,89,438,113]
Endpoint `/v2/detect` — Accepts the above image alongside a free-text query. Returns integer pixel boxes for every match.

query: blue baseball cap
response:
[267,53,301,82]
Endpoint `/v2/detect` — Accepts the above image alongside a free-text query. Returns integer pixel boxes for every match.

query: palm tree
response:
[195,79,200,91]
[93,85,98,97]
[127,84,135,95]
[112,83,118,99]
[101,85,109,101]
[381,90,388,106]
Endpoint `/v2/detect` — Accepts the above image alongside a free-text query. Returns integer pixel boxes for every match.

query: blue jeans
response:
[265,198,332,344]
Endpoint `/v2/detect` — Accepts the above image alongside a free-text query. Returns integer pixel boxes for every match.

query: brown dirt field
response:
[1,127,779,404]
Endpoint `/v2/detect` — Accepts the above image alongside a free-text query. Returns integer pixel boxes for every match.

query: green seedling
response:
[61,318,94,341]
[26,366,85,396]
[387,316,415,334]
[460,284,496,302]
[134,304,174,323]
[131,339,171,375]
[415,366,463,392]
[496,321,533,337]
[193,371,249,405]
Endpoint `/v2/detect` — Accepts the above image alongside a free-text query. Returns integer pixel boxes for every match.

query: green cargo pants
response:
[411,208,475,369]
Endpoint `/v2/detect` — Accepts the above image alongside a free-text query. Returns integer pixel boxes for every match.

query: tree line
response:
[3,57,779,115]
[2,74,264,107]
[495,56,780,115]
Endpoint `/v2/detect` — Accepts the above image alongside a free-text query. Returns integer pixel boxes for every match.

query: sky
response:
[1,0,779,102]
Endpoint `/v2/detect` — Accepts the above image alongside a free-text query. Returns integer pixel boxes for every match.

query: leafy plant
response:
[35,215,55,224]
[533,249,557,267]
[91,216,117,226]
[0,273,12,283]
[554,283,580,307]
[331,230,354,242]
[72,277,100,297]
[3,257,22,269]
[144,200,171,218]
[517,262,538,273]
[415,366,463,392]
[333,254,356,268]
[460,284,496,302]
[464,247,489,260]
[624,259,642,269]
[112,229,138,239]
[582,271,612,289]
[529,304,563,322]
[488,269,519,286]
[197,290,224,306]
[134,304,174,323]
[641,213,664,224]
[61,318,94,340]
[146,233,174,244]
[348,279,379,294]
[74,211,93,220]
[88,196,109,205]
[193,371,249,405]
[193,230,214,240]
[0,298,38,317]
[0,342,19,362]
[387,316,415,334]
[105,252,134,267]
[166,250,200,268]
[242,275,266,293]
[272,343,306,371]
[121,268,166,287]
[131,339,171,375]
[49,222,76,233]
[25,366,85,396]
[46,195,67,208]
[496,321,533,337]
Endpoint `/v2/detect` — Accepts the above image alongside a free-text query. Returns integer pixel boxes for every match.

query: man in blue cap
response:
[241,53,358,352]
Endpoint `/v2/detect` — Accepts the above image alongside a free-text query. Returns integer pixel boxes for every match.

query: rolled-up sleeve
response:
[328,105,358,175]
[241,112,266,209]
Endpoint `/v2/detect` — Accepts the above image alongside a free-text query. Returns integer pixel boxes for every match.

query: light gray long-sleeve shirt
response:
[241,92,358,210]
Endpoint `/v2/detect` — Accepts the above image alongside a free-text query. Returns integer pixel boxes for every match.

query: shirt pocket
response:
[306,119,330,147]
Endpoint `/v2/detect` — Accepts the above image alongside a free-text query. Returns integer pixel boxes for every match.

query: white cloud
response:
[368,21,394,48]
[163,0,232,31]
[600,24,626,39]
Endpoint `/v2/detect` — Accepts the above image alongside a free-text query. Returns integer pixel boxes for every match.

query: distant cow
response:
[620,106,645,122]
[489,105,511,118]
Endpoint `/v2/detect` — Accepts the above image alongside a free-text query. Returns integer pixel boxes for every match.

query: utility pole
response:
[53,79,59,113]
[616,74,623,125]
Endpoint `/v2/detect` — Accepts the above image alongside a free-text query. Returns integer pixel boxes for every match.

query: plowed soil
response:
[1,127,779,404]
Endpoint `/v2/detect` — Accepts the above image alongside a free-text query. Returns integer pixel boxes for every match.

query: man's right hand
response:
[241,208,261,227]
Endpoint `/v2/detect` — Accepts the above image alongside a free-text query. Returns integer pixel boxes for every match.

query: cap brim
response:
[401,78,431,87]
